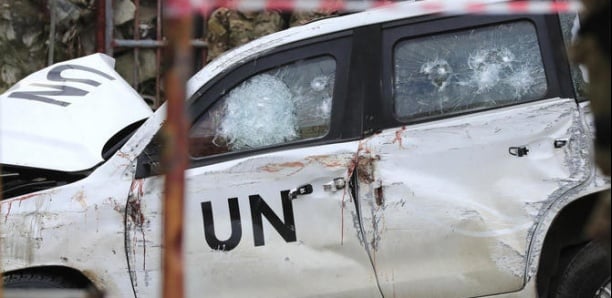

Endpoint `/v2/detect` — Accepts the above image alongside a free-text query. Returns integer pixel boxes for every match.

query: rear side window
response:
[190,56,336,157]
[393,21,547,121]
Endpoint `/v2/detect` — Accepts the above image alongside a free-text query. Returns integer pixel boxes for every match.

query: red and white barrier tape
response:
[166,0,582,17]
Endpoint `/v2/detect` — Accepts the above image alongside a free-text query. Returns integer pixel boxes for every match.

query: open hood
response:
[0,53,153,172]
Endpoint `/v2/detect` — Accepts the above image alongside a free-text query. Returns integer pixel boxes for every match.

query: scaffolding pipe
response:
[96,0,106,53]
[155,0,163,108]
[113,39,208,48]
[105,0,113,55]
[48,0,56,65]
[132,0,141,89]
[161,0,191,297]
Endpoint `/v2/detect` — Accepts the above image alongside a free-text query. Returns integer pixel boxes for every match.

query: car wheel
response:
[553,242,611,298]
[2,272,81,288]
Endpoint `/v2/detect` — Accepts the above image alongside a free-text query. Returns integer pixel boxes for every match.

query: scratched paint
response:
[306,155,354,168]
[356,155,378,184]
[126,180,148,274]
[126,178,161,291]
[71,190,88,209]
[355,98,597,297]
[392,126,406,149]
[352,154,385,254]
[127,142,382,298]
[0,178,136,297]
[259,162,306,174]
[523,101,607,283]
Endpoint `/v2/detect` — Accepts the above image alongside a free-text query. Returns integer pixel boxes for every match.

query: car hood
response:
[0,53,153,172]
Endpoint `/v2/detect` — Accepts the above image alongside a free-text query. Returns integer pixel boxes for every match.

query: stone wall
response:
[0,0,161,103]
[0,0,98,92]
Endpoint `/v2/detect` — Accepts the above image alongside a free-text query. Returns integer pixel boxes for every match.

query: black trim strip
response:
[352,25,383,137]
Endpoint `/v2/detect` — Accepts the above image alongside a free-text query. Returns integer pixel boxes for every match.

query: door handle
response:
[323,177,346,192]
[509,146,529,157]
[289,184,313,199]
[554,139,569,148]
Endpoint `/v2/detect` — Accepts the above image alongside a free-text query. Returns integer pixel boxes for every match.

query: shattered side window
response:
[393,21,547,121]
[189,56,335,157]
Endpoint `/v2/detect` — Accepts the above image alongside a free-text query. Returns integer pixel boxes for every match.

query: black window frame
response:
[557,12,589,102]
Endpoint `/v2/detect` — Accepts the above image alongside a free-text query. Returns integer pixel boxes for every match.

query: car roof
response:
[187,0,507,97]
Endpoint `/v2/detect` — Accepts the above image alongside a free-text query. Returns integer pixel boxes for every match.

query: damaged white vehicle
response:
[1,1,610,297]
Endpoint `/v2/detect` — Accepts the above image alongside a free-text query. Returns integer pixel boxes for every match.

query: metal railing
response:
[99,0,208,109]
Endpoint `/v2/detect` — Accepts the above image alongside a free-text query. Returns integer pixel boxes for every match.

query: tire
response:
[2,272,81,288]
[553,241,611,298]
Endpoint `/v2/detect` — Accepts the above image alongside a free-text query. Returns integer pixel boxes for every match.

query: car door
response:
[127,35,382,298]
[354,15,591,297]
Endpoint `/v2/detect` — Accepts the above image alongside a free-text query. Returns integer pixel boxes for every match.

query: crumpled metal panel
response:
[356,98,592,298]
[0,95,163,297]
[0,53,152,172]
[0,154,137,297]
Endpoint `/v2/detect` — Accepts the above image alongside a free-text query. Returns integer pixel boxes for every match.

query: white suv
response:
[1,1,610,297]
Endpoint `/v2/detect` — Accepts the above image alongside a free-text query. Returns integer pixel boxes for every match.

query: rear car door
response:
[128,34,382,297]
[355,15,591,297]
